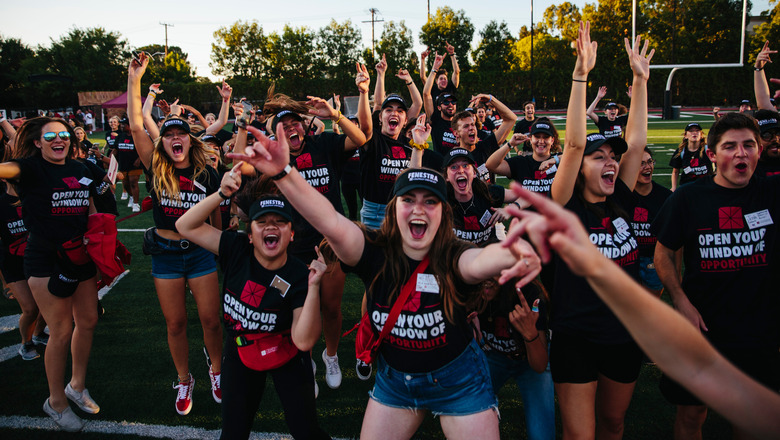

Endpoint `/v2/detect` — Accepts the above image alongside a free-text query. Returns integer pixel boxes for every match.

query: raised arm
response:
[176,168,241,254]
[291,249,325,351]
[477,94,517,143]
[419,49,429,83]
[445,41,460,88]
[206,81,233,134]
[126,53,155,169]
[372,54,387,114]
[617,36,653,191]
[355,63,372,138]
[397,69,422,119]
[586,86,607,123]
[754,41,777,110]
[423,53,445,119]
[143,83,162,140]
[230,125,365,266]
[181,104,208,128]
[551,21,597,205]
[486,134,524,177]
[457,220,541,286]
[409,114,431,168]
[306,96,365,152]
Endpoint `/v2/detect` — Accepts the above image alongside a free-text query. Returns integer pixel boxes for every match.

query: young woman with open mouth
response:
[669,123,713,191]
[127,53,223,416]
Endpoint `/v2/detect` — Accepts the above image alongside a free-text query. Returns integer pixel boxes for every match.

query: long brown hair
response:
[672,132,707,160]
[13,117,77,160]
[368,168,475,323]
[150,117,211,200]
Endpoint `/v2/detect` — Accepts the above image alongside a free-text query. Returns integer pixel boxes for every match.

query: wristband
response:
[488,95,494,104]
[332,112,344,124]
[409,140,428,151]
[272,164,293,180]
[554,155,561,165]
[148,91,157,98]
[523,333,539,343]
[218,190,232,200]
[406,81,413,86]
[572,78,588,83]
[512,201,522,209]
[755,67,764,71]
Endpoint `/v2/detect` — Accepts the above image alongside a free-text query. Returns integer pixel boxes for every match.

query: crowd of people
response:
[0,20,779,440]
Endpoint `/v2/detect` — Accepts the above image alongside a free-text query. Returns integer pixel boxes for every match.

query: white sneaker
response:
[65,383,100,414]
[173,374,194,415]
[43,398,83,432]
[132,203,141,213]
[321,349,342,389]
[120,192,128,200]
[356,359,372,381]
[127,196,134,208]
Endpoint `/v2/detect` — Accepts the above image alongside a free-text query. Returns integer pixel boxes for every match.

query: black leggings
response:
[220,341,330,440]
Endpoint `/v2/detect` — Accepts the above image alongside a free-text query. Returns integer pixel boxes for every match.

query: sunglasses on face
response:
[42,131,70,141]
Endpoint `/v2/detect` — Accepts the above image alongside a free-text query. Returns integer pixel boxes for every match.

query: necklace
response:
[457,198,474,215]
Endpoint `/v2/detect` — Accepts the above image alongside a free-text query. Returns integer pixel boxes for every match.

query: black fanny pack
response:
[142,228,193,255]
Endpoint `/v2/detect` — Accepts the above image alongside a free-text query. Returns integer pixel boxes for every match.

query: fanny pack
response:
[142,227,193,255]
[49,236,94,298]
[235,331,299,371]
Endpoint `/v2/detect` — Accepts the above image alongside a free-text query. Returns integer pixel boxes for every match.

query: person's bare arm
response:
[754,41,777,110]
[476,94,516,143]
[206,81,233,134]
[445,41,460,88]
[670,168,679,191]
[409,114,431,168]
[422,53,444,119]
[291,250,325,351]
[143,84,162,139]
[306,96,365,152]
[397,69,422,119]
[176,169,241,254]
[372,54,387,114]
[586,86,606,124]
[655,242,707,332]
[419,49,429,84]
[126,54,156,169]
[508,293,548,373]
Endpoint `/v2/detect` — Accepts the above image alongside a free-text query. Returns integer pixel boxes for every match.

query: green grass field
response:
[0,113,737,439]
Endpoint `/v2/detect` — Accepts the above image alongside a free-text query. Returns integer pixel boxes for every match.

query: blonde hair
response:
[150,118,212,200]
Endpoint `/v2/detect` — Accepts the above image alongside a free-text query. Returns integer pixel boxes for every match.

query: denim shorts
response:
[360,200,387,230]
[638,256,663,291]
[370,339,498,416]
[151,241,217,279]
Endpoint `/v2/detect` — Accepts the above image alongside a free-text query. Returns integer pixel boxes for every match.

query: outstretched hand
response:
[624,35,654,81]
[128,52,149,80]
[756,41,776,70]
[445,41,455,56]
[597,86,607,99]
[498,218,542,287]
[573,21,598,78]
[432,52,445,71]
[508,289,540,341]
[375,53,388,75]
[396,69,413,84]
[217,81,233,100]
[356,63,370,93]
[227,123,290,177]
[308,246,328,285]
[306,96,338,119]
[220,161,243,198]
[412,114,432,145]
[149,83,164,95]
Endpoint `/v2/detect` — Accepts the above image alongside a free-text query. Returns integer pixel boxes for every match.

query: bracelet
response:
[755,67,764,71]
[554,155,561,165]
[218,190,232,200]
[523,333,539,343]
[512,201,522,209]
[409,140,428,151]
[488,95,494,104]
[332,112,344,124]
[406,81,413,86]
[148,91,157,98]
[572,78,588,83]
[272,164,293,181]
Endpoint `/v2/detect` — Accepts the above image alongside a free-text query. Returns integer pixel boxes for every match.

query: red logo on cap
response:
[464,216,480,231]
[633,207,648,222]
[178,176,193,191]
[62,177,81,189]
[718,207,744,229]
[391,146,406,159]
[296,153,313,170]
[240,280,266,308]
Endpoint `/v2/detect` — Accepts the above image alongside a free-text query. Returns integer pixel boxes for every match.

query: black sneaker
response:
[356,359,372,381]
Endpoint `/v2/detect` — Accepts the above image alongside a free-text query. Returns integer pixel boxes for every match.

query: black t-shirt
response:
[668,149,713,186]
[478,118,495,140]
[0,193,26,252]
[513,117,537,153]
[79,159,118,216]
[113,131,140,171]
[755,157,780,178]
[218,231,308,338]
[151,166,220,231]
[13,156,99,243]
[359,121,443,204]
[344,232,477,373]
[342,148,360,186]
[105,131,119,149]
[467,134,501,185]
[651,176,780,350]
[431,111,458,154]
[553,179,640,344]
[478,282,548,360]
[631,181,672,257]
[449,185,505,246]
[288,132,347,257]
[429,82,456,105]
[596,114,629,139]
[506,155,556,194]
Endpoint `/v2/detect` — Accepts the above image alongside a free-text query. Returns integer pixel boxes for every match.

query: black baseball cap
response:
[584,133,628,156]
[381,94,408,111]
[740,99,751,106]
[755,109,780,134]
[685,123,703,131]
[605,102,619,110]
[271,110,303,129]
[436,93,457,106]
[159,118,191,136]
[530,120,555,136]
[442,148,476,168]
[200,134,222,147]
[393,169,448,201]
[248,196,293,222]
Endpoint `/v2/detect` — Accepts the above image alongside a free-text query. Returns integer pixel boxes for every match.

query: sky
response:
[1,0,774,82]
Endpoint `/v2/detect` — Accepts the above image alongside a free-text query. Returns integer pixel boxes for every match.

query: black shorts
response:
[1,252,25,283]
[23,235,96,280]
[550,331,643,384]
[660,348,780,406]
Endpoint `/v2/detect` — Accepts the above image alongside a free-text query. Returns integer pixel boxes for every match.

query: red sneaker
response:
[173,374,194,415]
[208,366,222,403]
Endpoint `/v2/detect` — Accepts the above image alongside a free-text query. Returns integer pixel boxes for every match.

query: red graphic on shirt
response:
[690,158,699,167]
[402,290,421,312]
[494,317,510,338]
[62,177,81,189]
[464,216,480,231]
[15,207,23,218]
[296,153,313,169]
[633,207,648,222]
[391,146,406,159]
[240,280,266,308]
[601,217,612,232]
[223,312,239,330]
[534,170,548,180]
[718,207,744,230]
[178,176,193,191]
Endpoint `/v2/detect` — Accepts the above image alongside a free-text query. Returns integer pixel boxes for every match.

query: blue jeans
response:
[485,350,556,440]
[360,200,387,229]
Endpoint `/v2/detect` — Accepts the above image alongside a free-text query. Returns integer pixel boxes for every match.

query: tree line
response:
[1,0,779,115]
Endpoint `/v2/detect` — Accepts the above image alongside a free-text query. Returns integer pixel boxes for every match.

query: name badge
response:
[415,273,439,294]
[546,164,558,175]
[78,177,93,186]
[479,210,493,227]
[683,166,692,174]
[270,275,291,297]
[612,217,630,236]
[745,209,774,229]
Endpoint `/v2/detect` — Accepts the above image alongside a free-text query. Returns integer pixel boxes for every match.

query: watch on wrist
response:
[272,164,293,180]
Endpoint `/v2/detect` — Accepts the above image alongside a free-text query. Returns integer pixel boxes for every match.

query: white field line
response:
[0,415,353,439]
[0,313,20,334]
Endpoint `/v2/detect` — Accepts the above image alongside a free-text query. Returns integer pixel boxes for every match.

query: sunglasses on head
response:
[42,131,70,141]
